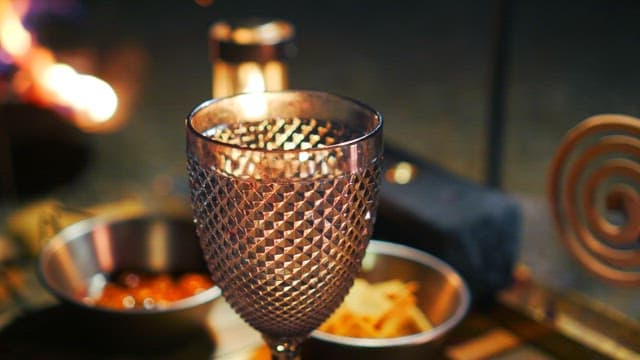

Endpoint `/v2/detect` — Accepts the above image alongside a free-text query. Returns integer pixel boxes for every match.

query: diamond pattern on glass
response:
[204,117,354,150]
[188,116,380,338]
[189,156,380,337]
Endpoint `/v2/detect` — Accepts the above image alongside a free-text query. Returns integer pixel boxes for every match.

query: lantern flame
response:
[237,62,268,119]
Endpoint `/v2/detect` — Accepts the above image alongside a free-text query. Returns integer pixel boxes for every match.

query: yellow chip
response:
[320,278,432,338]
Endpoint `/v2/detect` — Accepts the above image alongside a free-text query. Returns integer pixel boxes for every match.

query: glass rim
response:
[186,89,383,155]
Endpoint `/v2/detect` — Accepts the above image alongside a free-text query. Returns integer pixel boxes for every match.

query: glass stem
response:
[263,335,304,360]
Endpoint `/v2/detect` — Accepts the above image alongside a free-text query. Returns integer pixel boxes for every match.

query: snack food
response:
[319,278,432,338]
[84,271,214,310]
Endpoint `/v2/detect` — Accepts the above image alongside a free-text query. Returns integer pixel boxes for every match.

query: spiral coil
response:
[549,114,640,285]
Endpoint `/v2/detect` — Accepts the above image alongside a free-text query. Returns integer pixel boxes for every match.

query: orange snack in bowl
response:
[94,283,131,309]
[319,278,432,338]
[178,273,215,296]
[87,271,214,310]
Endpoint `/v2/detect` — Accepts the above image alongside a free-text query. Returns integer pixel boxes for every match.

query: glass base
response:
[262,335,305,360]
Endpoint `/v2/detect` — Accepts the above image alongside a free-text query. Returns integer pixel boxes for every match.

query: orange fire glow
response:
[0,6,31,58]
[42,63,118,123]
[0,0,119,132]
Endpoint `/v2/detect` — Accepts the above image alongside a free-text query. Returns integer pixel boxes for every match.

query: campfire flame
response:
[0,0,119,131]
[42,63,118,123]
[0,2,31,59]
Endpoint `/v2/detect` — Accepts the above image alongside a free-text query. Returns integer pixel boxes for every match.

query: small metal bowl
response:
[303,240,470,359]
[37,213,221,341]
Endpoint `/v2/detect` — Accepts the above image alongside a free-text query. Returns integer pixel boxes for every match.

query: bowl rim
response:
[37,213,222,315]
[310,239,471,348]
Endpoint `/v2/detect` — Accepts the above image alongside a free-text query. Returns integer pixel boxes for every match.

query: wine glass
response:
[186,90,383,359]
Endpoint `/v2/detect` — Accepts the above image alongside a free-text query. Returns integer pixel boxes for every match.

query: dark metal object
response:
[374,144,521,305]
[485,0,514,188]
[496,274,640,358]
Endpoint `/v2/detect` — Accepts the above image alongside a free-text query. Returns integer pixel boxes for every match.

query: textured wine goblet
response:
[186,91,383,359]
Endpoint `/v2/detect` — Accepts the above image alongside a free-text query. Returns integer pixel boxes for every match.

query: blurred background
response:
[1,0,639,327]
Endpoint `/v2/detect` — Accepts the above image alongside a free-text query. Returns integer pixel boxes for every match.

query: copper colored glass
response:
[186,90,383,359]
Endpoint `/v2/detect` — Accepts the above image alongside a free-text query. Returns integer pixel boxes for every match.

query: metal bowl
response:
[37,213,221,341]
[302,240,470,359]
